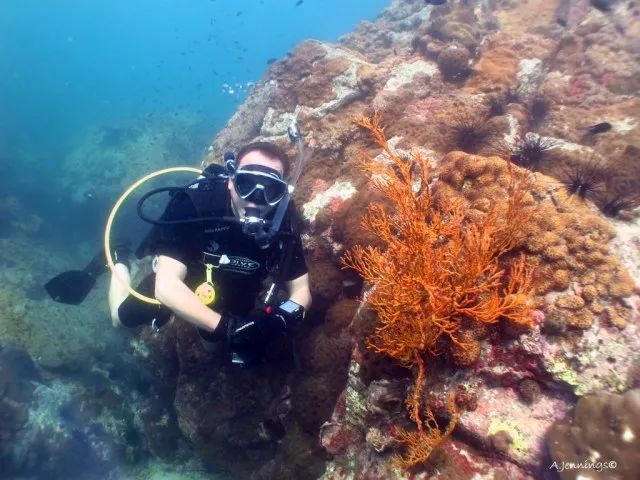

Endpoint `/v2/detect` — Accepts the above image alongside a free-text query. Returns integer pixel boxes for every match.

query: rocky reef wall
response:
[195,0,640,478]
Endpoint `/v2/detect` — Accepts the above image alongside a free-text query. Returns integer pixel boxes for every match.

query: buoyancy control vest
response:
[135,163,299,308]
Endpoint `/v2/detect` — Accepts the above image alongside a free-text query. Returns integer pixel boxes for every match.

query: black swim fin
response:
[45,240,132,305]
[44,251,107,305]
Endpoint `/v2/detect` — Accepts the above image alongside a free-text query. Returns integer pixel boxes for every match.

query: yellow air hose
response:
[104,166,202,304]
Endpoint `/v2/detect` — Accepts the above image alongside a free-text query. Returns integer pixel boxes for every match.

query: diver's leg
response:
[108,264,131,327]
[116,273,173,330]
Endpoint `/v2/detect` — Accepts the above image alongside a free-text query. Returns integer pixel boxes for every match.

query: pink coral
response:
[601,72,615,88]
[329,197,345,214]
[311,178,329,197]
[406,97,444,120]
[530,310,545,325]
[568,75,590,98]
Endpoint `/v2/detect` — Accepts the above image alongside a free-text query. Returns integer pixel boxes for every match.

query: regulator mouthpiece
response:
[241,207,271,249]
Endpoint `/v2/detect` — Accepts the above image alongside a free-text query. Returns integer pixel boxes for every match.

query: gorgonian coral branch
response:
[342,114,538,468]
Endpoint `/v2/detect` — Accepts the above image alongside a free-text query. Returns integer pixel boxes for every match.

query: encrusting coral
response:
[342,113,538,467]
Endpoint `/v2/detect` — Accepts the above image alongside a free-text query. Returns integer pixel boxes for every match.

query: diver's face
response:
[228,150,285,219]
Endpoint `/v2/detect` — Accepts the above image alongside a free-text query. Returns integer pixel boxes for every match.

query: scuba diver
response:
[46,125,312,368]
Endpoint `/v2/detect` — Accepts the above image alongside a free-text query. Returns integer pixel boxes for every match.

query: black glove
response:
[229,311,288,351]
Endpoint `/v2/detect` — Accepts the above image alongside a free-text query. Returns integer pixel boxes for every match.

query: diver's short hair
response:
[237,141,291,178]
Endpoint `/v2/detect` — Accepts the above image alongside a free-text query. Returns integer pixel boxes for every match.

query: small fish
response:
[295,0,303,6]
[266,58,277,64]
[586,122,612,135]
[425,0,447,4]
[236,11,243,16]
[591,0,614,12]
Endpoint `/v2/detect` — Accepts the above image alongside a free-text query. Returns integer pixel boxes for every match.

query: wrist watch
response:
[277,299,305,322]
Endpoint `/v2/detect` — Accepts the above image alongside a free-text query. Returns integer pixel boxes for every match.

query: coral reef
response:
[7,0,632,478]
[184,0,640,476]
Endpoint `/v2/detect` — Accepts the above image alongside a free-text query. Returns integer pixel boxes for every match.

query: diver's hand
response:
[230,311,288,350]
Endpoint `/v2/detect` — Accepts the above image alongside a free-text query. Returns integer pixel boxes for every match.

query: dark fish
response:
[586,122,612,135]
[295,0,303,5]
[591,0,614,12]
[236,11,243,16]
[266,58,277,64]
[425,0,447,5]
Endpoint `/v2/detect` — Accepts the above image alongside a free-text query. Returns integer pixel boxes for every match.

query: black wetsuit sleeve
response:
[146,191,202,266]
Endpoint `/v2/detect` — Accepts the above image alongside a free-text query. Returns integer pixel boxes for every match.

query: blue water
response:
[1,0,387,156]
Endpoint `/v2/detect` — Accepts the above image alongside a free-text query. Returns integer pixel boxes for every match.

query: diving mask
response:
[232,165,289,206]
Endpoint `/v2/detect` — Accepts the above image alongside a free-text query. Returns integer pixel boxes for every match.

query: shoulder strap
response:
[184,164,229,218]
[135,166,228,258]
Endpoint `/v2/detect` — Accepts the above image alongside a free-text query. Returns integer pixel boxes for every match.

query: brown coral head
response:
[517,378,542,404]
[437,46,473,81]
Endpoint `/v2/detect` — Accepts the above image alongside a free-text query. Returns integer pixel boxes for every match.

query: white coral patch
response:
[622,426,635,442]
[383,60,438,92]
[518,58,543,81]
[261,106,303,137]
[302,181,357,223]
[503,114,520,148]
[313,63,361,116]
[611,117,636,134]
[517,58,544,94]
[526,132,587,154]
[309,43,372,117]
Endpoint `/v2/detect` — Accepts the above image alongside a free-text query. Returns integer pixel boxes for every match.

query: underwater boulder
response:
[437,45,472,80]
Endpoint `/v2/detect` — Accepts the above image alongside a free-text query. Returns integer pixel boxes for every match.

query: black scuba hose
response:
[136,185,249,226]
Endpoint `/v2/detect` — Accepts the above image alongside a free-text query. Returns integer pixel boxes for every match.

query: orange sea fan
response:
[342,113,537,467]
